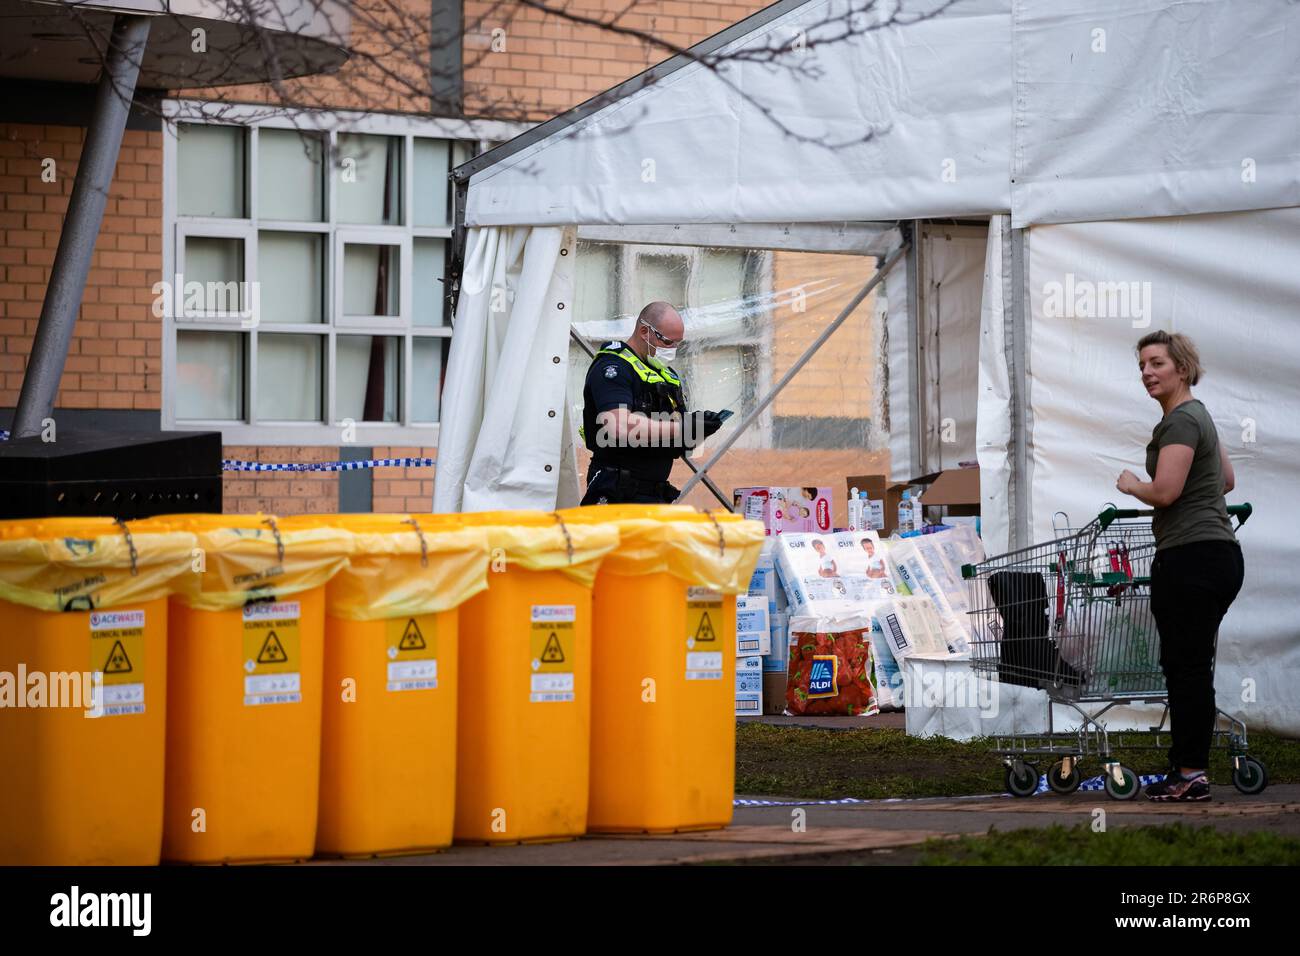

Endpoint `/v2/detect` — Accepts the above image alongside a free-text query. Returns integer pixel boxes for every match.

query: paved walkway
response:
[324,784,1300,866]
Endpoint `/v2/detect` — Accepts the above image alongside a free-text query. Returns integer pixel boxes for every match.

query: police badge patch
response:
[604,365,618,379]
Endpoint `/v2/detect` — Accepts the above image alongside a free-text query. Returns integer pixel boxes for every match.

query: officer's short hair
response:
[638,301,676,329]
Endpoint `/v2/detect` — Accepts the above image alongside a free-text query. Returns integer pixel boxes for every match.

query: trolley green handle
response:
[1098,502,1252,529]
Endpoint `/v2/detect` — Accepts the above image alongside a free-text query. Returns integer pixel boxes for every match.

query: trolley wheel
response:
[1005,762,1039,798]
[1047,759,1082,795]
[1231,757,1268,795]
[1103,765,1140,801]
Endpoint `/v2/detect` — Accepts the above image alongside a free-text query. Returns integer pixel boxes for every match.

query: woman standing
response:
[1115,330,1244,802]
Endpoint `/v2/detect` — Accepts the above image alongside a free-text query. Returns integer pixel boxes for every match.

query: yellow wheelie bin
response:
[452,511,618,844]
[281,514,492,857]
[0,517,196,864]
[557,505,765,832]
[132,514,351,863]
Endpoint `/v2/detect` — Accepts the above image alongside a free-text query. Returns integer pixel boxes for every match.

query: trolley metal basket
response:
[961,503,1264,800]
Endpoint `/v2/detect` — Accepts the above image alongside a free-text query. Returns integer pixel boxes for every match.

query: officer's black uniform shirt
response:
[582,341,685,483]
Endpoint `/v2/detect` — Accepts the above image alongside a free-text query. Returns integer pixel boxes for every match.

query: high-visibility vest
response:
[580,344,684,446]
[596,344,683,390]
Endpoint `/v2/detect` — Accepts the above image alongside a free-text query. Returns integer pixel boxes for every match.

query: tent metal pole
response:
[11,15,151,439]
[1008,225,1031,550]
[675,241,910,502]
[568,329,733,510]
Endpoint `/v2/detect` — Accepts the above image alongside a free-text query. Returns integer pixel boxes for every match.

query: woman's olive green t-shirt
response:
[1144,399,1237,551]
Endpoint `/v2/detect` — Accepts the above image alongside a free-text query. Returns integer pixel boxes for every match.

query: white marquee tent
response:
[434,0,1300,735]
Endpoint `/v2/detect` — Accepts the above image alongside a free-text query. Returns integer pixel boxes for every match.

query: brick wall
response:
[370,446,437,513]
[768,251,879,419]
[463,1,770,120]
[0,123,162,411]
[222,447,341,514]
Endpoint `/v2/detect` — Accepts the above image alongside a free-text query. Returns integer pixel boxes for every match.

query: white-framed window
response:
[159,103,517,445]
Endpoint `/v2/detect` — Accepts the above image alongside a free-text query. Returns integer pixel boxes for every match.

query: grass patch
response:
[734,722,1300,799]
[919,822,1300,865]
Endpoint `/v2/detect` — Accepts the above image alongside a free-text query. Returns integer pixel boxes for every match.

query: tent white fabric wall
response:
[432,225,580,513]
[1011,0,1300,228]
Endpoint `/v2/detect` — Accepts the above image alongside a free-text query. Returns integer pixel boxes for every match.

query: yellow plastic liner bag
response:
[557,505,766,833]
[281,514,492,857]
[0,517,197,865]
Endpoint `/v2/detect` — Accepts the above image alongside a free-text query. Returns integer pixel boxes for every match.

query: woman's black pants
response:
[1149,540,1244,770]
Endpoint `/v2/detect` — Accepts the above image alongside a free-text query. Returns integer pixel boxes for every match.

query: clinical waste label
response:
[685,587,724,680]
[530,604,575,702]
[386,615,438,692]
[90,609,145,716]
[242,601,302,706]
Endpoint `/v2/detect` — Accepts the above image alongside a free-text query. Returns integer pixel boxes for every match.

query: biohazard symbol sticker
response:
[685,586,724,651]
[385,615,438,691]
[539,631,566,663]
[529,605,576,702]
[89,609,146,715]
[256,631,289,665]
[398,618,427,651]
[103,640,133,675]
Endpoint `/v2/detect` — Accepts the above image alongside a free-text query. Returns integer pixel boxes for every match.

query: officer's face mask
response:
[642,321,680,363]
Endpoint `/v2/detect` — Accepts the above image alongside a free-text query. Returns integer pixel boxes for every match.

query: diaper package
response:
[773,531,901,611]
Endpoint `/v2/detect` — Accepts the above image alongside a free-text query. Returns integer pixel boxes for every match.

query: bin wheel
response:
[1005,762,1039,798]
[1047,759,1082,795]
[1231,757,1268,795]
[1103,765,1140,801]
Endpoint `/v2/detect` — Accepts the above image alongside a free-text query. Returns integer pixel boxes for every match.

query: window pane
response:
[635,254,688,309]
[256,334,321,421]
[336,134,403,225]
[412,238,446,327]
[337,335,399,422]
[184,236,244,315]
[411,337,447,422]
[178,124,245,218]
[699,249,746,305]
[575,241,617,324]
[258,232,323,324]
[343,243,400,317]
[413,138,451,227]
[258,129,324,222]
[176,331,242,419]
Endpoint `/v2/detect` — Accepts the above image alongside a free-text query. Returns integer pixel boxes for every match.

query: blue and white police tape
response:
[0,430,432,472]
[222,457,434,472]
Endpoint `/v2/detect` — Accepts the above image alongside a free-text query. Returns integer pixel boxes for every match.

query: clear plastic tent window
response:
[568,239,893,521]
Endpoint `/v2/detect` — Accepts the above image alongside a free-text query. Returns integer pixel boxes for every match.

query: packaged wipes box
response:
[736,595,771,657]
[736,655,763,716]
[889,537,971,656]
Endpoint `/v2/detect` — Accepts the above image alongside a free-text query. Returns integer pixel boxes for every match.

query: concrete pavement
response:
[322,784,1300,866]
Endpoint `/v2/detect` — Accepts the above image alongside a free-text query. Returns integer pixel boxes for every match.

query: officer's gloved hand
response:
[700,410,725,438]
[682,410,725,450]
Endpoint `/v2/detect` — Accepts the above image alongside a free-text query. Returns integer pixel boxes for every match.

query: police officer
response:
[580,301,725,505]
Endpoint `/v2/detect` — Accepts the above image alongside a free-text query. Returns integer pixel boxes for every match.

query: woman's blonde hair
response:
[1136,330,1203,386]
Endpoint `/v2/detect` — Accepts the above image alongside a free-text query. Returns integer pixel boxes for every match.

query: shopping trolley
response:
[961,503,1263,800]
